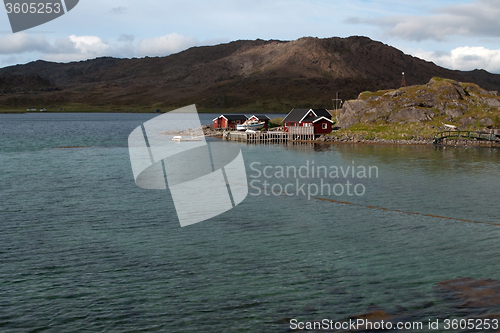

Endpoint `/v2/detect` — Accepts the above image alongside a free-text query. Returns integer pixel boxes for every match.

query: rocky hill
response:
[1,36,500,112]
[339,77,500,129]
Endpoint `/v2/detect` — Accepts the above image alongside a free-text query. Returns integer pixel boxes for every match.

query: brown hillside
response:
[1,36,500,112]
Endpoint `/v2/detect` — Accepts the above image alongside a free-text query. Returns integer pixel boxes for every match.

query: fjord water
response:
[1,113,499,332]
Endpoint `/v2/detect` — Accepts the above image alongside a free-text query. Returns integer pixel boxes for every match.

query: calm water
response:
[1,113,499,332]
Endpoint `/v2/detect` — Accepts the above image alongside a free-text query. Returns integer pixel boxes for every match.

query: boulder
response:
[342,99,368,116]
[439,101,467,118]
[384,90,404,98]
[337,99,368,128]
[460,117,476,126]
[445,108,465,118]
[479,97,500,107]
[388,107,434,123]
[416,92,439,108]
[480,118,494,127]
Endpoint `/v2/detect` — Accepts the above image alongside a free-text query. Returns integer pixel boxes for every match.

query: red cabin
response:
[248,115,270,129]
[283,109,334,135]
[213,115,248,129]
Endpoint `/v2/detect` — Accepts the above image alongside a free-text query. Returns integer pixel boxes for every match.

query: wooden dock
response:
[223,127,314,143]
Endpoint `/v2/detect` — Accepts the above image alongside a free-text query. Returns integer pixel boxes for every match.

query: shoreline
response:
[204,127,435,146]
[298,138,434,146]
[7,113,498,148]
[207,130,500,148]
[283,137,500,148]
[315,134,433,146]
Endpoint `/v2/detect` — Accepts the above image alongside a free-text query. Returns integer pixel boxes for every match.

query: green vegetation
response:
[268,117,284,128]
[331,122,439,141]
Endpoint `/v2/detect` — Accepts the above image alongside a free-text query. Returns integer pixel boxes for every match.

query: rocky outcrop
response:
[339,99,368,127]
[337,77,500,130]
[387,107,434,123]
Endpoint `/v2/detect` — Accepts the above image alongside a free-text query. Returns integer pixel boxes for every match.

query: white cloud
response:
[0,32,202,64]
[413,46,500,72]
[43,35,114,62]
[137,33,199,57]
[348,0,500,41]
[67,35,112,55]
[0,33,52,54]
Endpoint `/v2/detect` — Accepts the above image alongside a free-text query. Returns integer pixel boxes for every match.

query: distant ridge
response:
[1,36,500,112]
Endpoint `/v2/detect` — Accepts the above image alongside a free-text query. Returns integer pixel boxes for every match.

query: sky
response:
[1,0,500,73]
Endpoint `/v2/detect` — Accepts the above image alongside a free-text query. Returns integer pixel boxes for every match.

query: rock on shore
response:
[160,124,222,137]
[315,134,433,145]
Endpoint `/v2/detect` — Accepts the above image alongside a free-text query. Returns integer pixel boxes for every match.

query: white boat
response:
[172,136,203,142]
[27,108,36,111]
[236,120,265,131]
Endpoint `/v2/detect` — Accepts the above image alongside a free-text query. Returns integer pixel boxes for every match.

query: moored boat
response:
[236,120,265,131]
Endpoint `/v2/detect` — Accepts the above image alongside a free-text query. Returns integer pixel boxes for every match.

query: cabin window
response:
[322,123,328,129]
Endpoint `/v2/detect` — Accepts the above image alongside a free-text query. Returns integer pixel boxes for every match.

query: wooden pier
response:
[223,127,314,144]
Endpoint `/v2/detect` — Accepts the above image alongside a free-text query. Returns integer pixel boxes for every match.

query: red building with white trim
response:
[248,115,270,129]
[283,109,334,135]
[213,115,248,129]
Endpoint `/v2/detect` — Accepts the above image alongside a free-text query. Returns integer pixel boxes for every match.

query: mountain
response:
[1,36,500,112]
